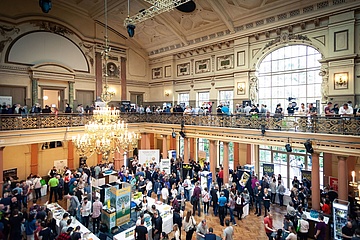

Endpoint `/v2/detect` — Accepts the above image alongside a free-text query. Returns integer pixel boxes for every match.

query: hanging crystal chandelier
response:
[72,0,139,162]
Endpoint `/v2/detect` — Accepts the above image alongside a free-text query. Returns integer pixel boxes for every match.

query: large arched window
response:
[257,45,322,113]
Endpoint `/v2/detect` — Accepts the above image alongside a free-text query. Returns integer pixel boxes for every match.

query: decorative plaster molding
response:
[30,21,73,35]
[264,34,311,49]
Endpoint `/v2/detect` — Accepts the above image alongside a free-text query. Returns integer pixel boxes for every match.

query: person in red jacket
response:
[320,198,331,215]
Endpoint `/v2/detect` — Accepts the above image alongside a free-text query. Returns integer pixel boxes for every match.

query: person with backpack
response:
[228,192,237,226]
[202,187,210,215]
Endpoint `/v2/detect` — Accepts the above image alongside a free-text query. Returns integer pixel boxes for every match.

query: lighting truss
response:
[124,0,192,26]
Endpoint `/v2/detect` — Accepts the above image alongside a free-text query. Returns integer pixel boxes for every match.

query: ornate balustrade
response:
[0,113,359,135]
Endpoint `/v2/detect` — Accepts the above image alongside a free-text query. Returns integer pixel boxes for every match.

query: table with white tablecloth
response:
[47,203,99,240]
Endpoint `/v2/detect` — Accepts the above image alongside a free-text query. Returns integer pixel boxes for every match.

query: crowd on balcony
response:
[1,100,360,118]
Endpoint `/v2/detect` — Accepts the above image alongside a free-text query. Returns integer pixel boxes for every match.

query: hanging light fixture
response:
[72,0,139,162]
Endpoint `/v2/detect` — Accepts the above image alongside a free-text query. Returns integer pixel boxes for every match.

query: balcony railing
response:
[0,113,359,135]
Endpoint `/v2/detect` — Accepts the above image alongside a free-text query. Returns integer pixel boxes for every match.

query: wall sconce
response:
[237,82,245,95]
[164,90,170,96]
[334,72,348,89]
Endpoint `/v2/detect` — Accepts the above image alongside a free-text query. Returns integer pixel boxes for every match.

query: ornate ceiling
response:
[53,0,308,52]
[1,0,343,54]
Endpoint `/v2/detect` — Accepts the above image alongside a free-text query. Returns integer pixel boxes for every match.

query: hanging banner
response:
[329,176,339,191]
[3,168,17,179]
[160,159,171,175]
[111,184,131,226]
[138,149,160,166]
[301,170,312,181]
[263,164,274,177]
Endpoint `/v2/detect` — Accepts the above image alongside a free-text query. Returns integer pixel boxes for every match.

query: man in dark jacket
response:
[210,185,219,216]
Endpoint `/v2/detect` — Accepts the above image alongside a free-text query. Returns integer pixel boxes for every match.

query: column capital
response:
[337,155,348,160]
[0,147,5,151]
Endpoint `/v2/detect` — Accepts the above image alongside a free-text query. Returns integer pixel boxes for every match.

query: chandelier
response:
[72,0,139,161]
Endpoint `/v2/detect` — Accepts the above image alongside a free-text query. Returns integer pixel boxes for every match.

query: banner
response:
[3,168,17,179]
[111,184,131,226]
[54,159,67,172]
[198,150,206,168]
[182,164,192,180]
[138,149,160,166]
[301,170,312,181]
[160,159,171,175]
[168,150,176,159]
[239,171,250,187]
[263,164,274,177]
[329,176,339,191]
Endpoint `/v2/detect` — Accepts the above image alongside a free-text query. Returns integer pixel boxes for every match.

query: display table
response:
[146,197,173,234]
[303,211,330,240]
[113,214,153,240]
[47,203,99,240]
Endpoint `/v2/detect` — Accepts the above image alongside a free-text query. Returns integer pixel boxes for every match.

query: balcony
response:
[0,113,359,135]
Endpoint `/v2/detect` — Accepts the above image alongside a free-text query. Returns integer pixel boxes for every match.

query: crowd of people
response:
[2,157,360,240]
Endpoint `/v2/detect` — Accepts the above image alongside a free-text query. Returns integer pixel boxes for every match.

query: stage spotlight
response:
[127,24,135,38]
[39,0,52,13]
[172,131,176,138]
[179,131,186,138]
[261,125,266,135]
[285,143,292,152]
[304,140,314,153]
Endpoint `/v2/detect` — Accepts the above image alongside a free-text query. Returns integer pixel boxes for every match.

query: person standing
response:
[134,219,148,240]
[298,213,309,240]
[211,185,219,216]
[33,175,42,200]
[205,227,217,240]
[202,187,210,215]
[254,183,262,216]
[218,168,224,189]
[269,178,277,204]
[263,188,271,217]
[223,219,234,240]
[152,211,162,240]
[80,197,92,228]
[277,181,286,206]
[264,212,276,240]
[173,209,182,238]
[196,219,208,240]
[314,214,326,240]
[183,210,196,240]
[228,193,237,226]
[218,192,227,226]
[57,175,64,201]
[92,197,102,233]
[21,180,31,209]
[48,175,59,203]
[192,182,201,217]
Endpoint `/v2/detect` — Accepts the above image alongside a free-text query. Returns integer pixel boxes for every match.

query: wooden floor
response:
[37,194,288,240]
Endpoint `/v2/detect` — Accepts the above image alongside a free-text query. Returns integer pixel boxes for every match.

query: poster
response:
[182,164,192,180]
[329,176,339,191]
[111,184,131,226]
[301,170,312,181]
[198,150,206,168]
[239,171,250,187]
[138,149,160,166]
[160,159,171,175]
[168,150,176,159]
[0,96,12,106]
[263,164,274,177]
[54,159,67,172]
[3,168,17,179]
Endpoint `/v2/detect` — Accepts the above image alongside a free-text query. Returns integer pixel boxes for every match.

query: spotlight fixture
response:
[285,143,292,152]
[171,129,176,138]
[304,139,314,154]
[179,131,186,138]
[126,24,135,38]
[39,0,52,13]
[261,125,266,135]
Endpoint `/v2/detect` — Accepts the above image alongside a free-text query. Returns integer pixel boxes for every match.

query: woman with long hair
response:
[286,225,297,240]
[183,210,196,240]
[45,211,57,235]
[173,224,180,240]
[33,175,42,200]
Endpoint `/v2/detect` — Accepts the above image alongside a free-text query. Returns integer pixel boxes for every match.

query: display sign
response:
[160,159,171,175]
[0,96,12,106]
[301,170,312,181]
[138,149,160,166]
[198,150,206,168]
[3,168,17,179]
[168,150,176,159]
[54,159,67,171]
[239,171,250,187]
[263,164,274,177]
[329,176,338,191]
[182,164,192,180]
[111,184,131,226]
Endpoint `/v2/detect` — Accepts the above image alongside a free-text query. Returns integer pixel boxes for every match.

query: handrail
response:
[0,113,359,135]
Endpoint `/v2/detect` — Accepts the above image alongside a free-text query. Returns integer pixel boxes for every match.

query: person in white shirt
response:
[146,179,153,197]
[161,185,169,204]
[183,106,192,115]
[298,214,309,240]
[244,104,252,115]
[80,197,92,228]
[339,103,353,116]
